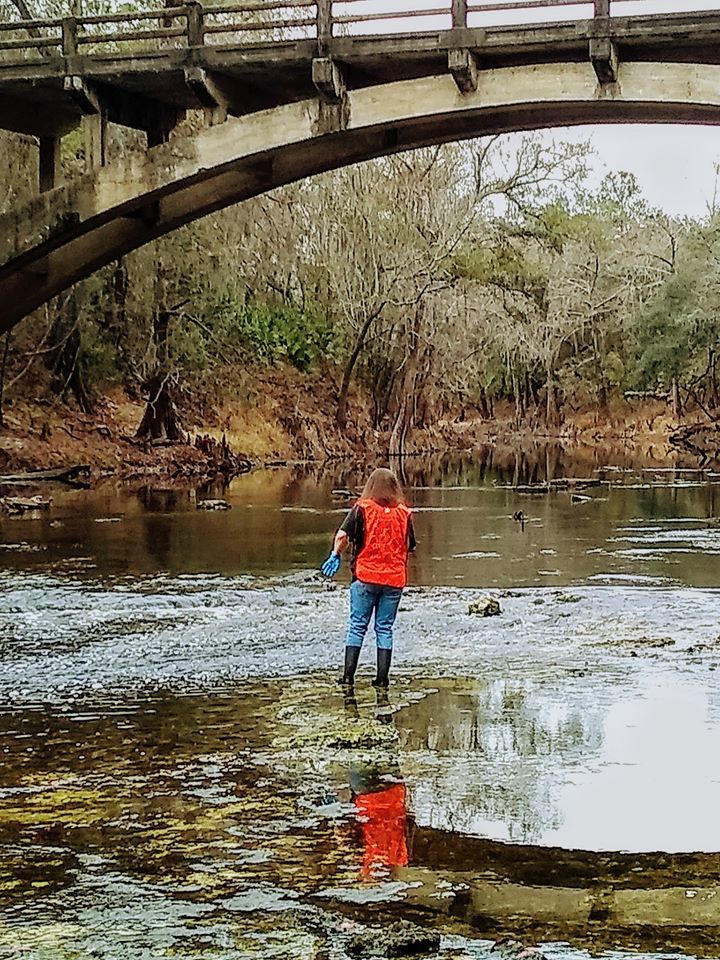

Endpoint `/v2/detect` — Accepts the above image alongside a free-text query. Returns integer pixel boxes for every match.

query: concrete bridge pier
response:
[83,114,107,172]
[38,136,61,193]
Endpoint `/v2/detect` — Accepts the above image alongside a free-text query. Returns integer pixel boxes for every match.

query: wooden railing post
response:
[590,0,616,83]
[594,0,610,18]
[316,0,332,57]
[61,16,77,58]
[451,0,468,29]
[186,1,204,47]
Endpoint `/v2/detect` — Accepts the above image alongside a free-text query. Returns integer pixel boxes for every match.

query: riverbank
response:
[0,370,709,478]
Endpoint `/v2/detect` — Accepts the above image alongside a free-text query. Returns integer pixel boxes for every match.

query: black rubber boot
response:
[339,645,361,686]
[371,648,392,689]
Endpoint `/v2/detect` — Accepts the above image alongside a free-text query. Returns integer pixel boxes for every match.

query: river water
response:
[1,446,720,959]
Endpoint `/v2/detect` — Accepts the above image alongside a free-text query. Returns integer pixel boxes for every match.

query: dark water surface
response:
[2,447,720,959]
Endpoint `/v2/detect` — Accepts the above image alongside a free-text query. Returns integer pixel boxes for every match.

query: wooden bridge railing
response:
[0,0,716,62]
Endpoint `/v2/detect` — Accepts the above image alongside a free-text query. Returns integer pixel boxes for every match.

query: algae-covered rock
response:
[468,596,501,617]
[287,715,398,750]
[553,593,581,604]
[490,938,546,959]
[347,920,440,957]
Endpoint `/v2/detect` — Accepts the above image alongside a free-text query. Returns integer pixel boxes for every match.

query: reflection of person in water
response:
[345,690,409,880]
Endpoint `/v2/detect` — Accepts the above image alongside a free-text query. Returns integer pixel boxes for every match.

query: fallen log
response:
[1,495,52,514]
[0,465,90,484]
[549,478,603,490]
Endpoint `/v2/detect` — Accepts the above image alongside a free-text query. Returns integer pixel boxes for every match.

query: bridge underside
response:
[1,58,720,332]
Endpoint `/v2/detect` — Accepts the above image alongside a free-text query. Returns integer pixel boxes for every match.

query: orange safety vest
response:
[354,498,412,588]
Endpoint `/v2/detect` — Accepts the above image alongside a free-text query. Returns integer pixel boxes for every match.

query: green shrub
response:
[205,299,334,371]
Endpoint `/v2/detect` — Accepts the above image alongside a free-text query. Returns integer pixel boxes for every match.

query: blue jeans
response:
[346,580,403,651]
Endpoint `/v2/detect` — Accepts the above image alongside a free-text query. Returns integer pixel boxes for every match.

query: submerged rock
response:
[196,499,231,510]
[468,596,501,617]
[347,920,440,957]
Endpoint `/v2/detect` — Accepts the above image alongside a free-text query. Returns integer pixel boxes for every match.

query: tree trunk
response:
[591,327,608,411]
[671,377,682,419]
[136,266,184,442]
[0,332,10,428]
[135,370,184,441]
[111,259,128,334]
[511,368,521,427]
[336,305,383,429]
[388,395,410,458]
[544,356,564,428]
[388,303,422,458]
[479,387,490,420]
[708,348,718,410]
[45,291,94,414]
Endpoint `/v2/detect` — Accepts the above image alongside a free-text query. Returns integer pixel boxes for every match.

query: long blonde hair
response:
[361,467,404,507]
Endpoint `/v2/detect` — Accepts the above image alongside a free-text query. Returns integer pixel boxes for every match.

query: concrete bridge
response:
[2,0,720,331]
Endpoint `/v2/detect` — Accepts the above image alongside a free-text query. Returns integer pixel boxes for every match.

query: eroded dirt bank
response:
[0,372,711,478]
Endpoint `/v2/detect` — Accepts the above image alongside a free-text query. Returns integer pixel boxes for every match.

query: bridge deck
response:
[2,7,720,138]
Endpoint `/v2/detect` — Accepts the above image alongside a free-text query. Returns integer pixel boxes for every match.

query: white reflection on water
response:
[555,676,720,852]
[402,671,720,854]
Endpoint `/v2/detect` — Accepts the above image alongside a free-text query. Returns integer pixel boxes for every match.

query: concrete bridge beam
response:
[82,114,107,172]
[449,48,480,94]
[312,58,346,103]
[590,37,619,85]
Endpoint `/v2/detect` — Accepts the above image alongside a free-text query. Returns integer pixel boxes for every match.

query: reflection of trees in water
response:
[301,441,703,493]
[395,681,605,843]
[196,477,230,499]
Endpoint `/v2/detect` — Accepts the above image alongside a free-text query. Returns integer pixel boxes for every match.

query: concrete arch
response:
[2,58,720,332]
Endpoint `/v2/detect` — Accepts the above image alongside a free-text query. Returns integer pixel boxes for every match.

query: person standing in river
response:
[321,467,416,688]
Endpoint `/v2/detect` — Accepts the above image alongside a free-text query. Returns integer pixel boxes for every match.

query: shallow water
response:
[2,448,720,958]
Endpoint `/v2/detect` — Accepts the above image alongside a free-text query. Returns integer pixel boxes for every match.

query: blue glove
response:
[321,552,341,578]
